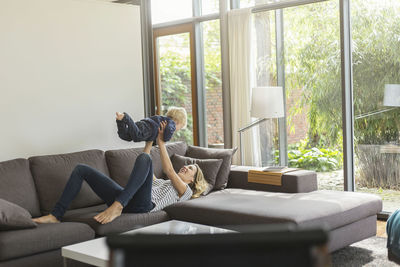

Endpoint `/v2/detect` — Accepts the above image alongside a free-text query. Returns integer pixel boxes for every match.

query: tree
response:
[158,34,193,144]
[284,0,400,148]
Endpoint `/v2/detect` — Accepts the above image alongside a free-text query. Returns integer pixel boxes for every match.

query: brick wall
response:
[286,88,308,144]
[206,86,224,145]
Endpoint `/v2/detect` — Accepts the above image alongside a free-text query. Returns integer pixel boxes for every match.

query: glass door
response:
[282,1,343,191]
[153,24,198,145]
[351,0,400,212]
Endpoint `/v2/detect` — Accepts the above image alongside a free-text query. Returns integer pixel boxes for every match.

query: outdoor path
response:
[317,170,400,213]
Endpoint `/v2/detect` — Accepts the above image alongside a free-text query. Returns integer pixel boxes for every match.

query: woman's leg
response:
[34,152,153,224]
[123,154,154,213]
[93,153,154,223]
[115,153,153,209]
[51,164,124,220]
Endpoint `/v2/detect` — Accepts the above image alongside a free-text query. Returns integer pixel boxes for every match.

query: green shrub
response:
[275,141,343,172]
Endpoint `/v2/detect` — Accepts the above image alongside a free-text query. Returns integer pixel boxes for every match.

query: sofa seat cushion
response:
[0,222,94,261]
[29,150,109,214]
[63,209,170,236]
[164,189,382,230]
[0,159,41,217]
[63,204,108,218]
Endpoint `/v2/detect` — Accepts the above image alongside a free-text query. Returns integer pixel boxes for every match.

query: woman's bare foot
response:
[32,214,60,224]
[94,201,123,224]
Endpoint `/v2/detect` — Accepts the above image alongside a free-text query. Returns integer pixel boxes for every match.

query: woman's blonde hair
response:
[189,164,208,198]
[166,107,187,129]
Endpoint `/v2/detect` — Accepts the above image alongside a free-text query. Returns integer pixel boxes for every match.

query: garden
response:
[283,0,400,187]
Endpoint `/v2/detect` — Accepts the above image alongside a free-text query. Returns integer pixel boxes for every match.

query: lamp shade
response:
[251,87,284,118]
[384,84,400,107]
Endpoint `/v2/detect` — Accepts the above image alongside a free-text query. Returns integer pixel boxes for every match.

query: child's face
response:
[175,122,183,131]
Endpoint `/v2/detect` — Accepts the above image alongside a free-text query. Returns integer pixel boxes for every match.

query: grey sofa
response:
[0,142,382,266]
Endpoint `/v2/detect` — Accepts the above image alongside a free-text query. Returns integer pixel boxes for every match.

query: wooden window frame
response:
[153,23,199,146]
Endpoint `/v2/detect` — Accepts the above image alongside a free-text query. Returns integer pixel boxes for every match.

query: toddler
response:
[116,107,187,143]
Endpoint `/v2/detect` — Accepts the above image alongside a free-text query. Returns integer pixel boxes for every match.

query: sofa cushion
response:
[150,142,187,178]
[0,199,37,230]
[164,189,382,230]
[63,209,170,236]
[171,154,223,195]
[29,150,109,214]
[63,204,108,218]
[185,145,237,190]
[0,222,94,261]
[0,249,63,267]
[0,159,41,217]
[105,147,143,187]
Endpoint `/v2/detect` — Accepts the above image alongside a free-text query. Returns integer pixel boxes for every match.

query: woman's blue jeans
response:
[51,153,154,220]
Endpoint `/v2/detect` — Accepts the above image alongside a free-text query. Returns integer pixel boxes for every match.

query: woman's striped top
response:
[150,178,193,212]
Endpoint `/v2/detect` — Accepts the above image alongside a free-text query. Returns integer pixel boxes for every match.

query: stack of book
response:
[248,166,298,186]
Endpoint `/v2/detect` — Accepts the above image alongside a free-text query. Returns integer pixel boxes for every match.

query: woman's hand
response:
[116,112,125,121]
[157,121,167,145]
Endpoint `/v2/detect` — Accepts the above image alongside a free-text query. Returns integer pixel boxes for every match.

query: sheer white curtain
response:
[228,8,259,165]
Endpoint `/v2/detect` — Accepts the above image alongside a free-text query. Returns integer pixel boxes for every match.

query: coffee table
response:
[62,220,232,267]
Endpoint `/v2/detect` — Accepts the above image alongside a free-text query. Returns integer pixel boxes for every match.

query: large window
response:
[251,11,278,166]
[351,0,400,212]
[202,0,219,15]
[240,0,292,8]
[283,1,343,191]
[149,0,400,212]
[202,20,224,146]
[151,0,192,24]
[151,0,222,147]
[154,28,196,145]
[250,1,343,190]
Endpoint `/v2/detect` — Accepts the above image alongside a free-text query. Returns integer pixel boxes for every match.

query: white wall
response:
[0,0,144,161]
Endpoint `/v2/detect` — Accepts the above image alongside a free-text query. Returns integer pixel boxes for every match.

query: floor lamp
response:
[384,84,400,107]
[355,84,400,120]
[238,86,285,165]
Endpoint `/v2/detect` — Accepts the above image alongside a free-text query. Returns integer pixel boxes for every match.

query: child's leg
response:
[122,114,153,142]
[116,112,138,141]
[116,120,132,141]
[51,164,123,220]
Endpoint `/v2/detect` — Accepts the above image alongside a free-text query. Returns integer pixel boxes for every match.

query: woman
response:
[33,121,207,225]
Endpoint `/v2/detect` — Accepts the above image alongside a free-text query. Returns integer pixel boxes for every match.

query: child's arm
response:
[163,122,176,142]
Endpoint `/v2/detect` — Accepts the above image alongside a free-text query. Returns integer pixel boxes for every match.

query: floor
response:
[377,220,387,238]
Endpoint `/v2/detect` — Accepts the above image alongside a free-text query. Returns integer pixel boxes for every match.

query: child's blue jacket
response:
[117,113,176,142]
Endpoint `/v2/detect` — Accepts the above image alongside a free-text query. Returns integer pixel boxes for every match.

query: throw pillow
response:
[171,154,223,195]
[185,146,238,190]
[0,199,37,230]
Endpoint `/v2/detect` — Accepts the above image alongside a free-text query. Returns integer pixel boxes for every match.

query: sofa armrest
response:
[227,165,318,193]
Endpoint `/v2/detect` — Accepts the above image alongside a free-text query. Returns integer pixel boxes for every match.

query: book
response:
[262,166,288,172]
